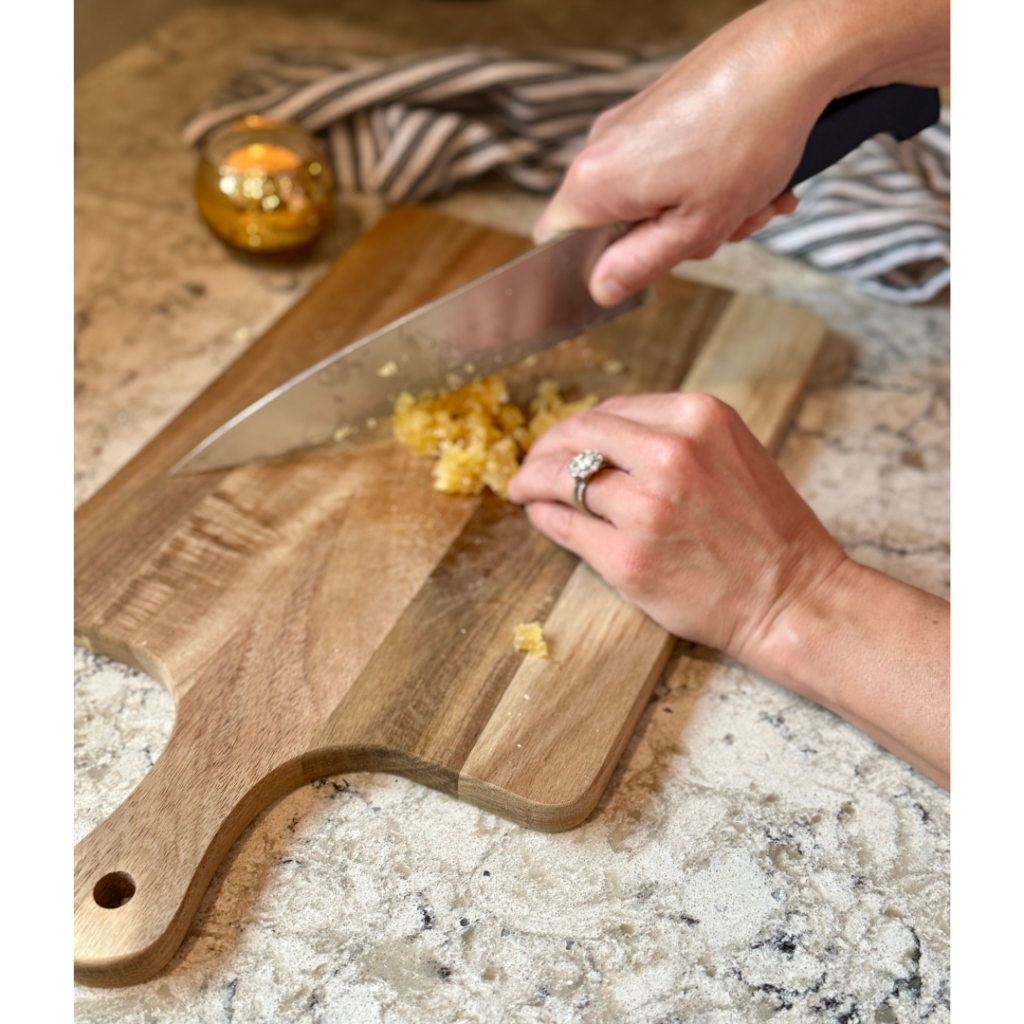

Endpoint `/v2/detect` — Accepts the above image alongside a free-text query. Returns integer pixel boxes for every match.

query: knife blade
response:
[173,82,940,476]
[172,222,645,474]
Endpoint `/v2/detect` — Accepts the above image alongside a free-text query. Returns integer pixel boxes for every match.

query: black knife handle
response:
[786,83,940,189]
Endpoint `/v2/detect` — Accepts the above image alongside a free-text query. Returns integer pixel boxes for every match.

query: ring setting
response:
[567,449,605,512]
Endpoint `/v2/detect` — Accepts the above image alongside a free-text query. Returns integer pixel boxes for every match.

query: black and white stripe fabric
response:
[754,107,950,303]
[183,47,677,201]
[184,48,950,304]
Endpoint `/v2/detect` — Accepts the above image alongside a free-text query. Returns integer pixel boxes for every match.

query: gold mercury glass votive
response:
[195,115,335,253]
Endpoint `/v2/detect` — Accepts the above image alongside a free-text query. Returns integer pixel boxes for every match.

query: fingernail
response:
[592,275,628,307]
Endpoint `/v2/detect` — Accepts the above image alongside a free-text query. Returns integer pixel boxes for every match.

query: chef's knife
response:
[172,83,938,475]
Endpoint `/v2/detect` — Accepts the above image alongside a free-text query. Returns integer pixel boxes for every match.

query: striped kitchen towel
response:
[182,47,678,198]
[184,47,950,303]
[754,107,950,303]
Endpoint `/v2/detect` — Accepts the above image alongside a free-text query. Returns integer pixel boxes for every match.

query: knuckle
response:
[608,542,654,594]
[630,490,676,535]
[680,392,734,433]
[566,146,609,194]
[563,409,603,444]
[645,432,691,474]
[676,210,728,256]
[694,210,728,242]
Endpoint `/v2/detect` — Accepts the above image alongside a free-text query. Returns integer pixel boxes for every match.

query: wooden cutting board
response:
[74,206,825,987]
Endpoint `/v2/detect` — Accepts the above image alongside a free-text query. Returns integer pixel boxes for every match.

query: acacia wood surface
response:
[74,206,824,987]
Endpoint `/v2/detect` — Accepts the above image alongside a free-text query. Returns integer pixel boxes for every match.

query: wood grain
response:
[459,293,826,829]
[682,293,826,450]
[74,207,823,986]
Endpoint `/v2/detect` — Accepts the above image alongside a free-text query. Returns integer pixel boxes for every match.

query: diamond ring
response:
[567,449,605,513]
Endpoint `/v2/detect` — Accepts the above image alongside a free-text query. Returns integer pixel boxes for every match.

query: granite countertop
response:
[74,5,950,1022]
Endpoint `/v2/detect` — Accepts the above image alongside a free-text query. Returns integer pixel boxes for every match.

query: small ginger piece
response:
[513,622,548,658]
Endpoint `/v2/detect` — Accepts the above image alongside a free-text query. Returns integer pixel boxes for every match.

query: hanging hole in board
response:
[93,871,136,909]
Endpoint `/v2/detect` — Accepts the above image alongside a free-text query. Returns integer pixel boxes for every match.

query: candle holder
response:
[195,115,335,254]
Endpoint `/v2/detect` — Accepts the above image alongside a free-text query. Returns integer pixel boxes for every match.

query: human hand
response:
[532,0,829,306]
[507,390,951,789]
[506,391,847,667]
[534,0,951,307]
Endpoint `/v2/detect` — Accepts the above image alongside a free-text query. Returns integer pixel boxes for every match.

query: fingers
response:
[510,397,746,511]
[728,191,799,242]
[533,202,579,246]
[523,409,655,471]
[592,392,687,432]
[595,392,746,451]
[728,206,778,243]
[521,501,619,573]
[532,163,609,244]
[774,190,798,216]
[532,181,620,245]
[507,452,631,524]
[533,134,662,244]
[587,210,725,307]
[587,99,631,143]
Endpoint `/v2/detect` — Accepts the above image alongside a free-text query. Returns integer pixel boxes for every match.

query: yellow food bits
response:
[525,379,600,449]
[513,622,548,658]
[432,439,488,496]
[392,373,596,498]
[377,360,398,377]
[482,436,520,499]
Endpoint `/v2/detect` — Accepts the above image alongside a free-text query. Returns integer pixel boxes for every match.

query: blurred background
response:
[76,0,761,78]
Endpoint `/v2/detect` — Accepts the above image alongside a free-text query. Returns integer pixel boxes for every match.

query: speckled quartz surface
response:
[74,5,950,1022]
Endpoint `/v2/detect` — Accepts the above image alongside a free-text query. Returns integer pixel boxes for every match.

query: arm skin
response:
[507,394,950,790]
[747,556,950,790]
[534,0,951,306]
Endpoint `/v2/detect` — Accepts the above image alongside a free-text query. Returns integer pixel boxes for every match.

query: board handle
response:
[73,682,305,987]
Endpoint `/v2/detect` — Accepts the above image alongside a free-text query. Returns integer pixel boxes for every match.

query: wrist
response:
[736,550,950,789]
[772,0,951,96]
[737,552,868,713]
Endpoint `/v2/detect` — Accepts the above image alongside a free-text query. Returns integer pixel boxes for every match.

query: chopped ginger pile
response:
[513,621,549,658]
[393,373,596,499]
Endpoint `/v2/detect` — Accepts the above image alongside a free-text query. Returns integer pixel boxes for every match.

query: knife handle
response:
[786,83,940,189]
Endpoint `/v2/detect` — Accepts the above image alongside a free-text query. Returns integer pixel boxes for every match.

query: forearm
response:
[745,557,950,789]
